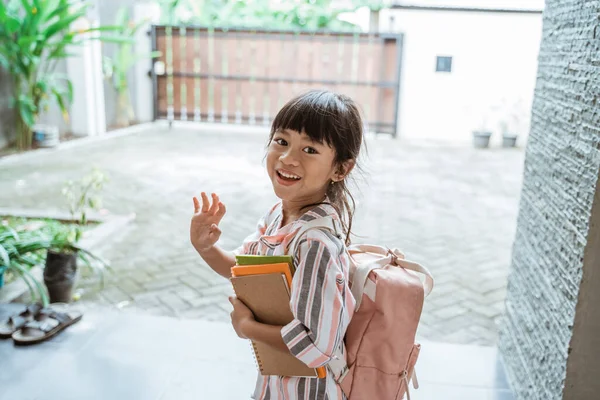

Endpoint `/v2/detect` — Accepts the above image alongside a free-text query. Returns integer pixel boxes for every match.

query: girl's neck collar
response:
[279,195,329,227]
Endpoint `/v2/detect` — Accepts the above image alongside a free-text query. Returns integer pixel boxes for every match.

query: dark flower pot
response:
[44,250,78,303]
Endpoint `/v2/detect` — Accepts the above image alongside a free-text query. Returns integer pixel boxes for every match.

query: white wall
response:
[381,9,543,145]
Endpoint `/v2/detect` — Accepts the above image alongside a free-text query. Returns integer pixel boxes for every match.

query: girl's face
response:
[266,129,341,205]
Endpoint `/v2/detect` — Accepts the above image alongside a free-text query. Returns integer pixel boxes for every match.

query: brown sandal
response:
[11,306,83,345]
[0,303,44,339]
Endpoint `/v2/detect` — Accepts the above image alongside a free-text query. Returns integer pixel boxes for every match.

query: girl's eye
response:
[273,138,317,154]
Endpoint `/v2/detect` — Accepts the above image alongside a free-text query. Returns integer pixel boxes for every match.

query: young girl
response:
[190,90,364,400]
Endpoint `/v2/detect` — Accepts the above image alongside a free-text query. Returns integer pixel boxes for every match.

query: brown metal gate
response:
[151,26,403,137]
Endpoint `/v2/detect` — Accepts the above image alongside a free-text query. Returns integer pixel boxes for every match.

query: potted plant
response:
[0,0,128,150]
[43,169,110,303]
[472,112,493,149]
[102,7,161,128]
[500,98,526,148]
[0,220,51,304]
[500,120,518,148]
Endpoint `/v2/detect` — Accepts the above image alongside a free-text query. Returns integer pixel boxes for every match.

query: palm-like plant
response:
[0,0,127,150]
[0,222,51,304]
[0,217,111,305]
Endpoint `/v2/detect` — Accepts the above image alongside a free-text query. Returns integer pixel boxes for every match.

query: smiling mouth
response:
[276,169,301,181]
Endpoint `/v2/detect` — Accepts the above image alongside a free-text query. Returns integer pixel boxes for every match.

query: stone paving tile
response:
[0,126,525,345]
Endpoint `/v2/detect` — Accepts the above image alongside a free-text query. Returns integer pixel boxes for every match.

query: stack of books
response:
[231,255,326,378]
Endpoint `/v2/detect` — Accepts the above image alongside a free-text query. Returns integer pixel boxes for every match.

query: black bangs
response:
[270,90,356,156]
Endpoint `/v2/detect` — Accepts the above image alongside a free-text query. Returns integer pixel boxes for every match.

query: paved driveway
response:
[0,124,525,345]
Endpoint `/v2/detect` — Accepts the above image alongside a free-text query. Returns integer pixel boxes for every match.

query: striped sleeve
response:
[280,232,351,368]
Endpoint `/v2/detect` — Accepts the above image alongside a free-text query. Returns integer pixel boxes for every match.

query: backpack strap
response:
[348,245,391,310]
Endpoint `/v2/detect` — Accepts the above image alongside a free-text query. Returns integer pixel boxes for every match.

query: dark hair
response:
[268,89,364,246]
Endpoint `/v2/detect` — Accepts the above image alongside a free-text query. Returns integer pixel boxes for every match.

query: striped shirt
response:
[235,200,355,400]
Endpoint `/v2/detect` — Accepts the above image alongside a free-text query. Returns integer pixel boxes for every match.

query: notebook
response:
[231,262,293,288]
[235,255,295,274]
[230,273,321,377]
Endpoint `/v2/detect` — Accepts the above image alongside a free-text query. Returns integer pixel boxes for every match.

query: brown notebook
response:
[230,273,319,377]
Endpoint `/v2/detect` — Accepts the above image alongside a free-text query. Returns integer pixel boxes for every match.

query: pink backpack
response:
[290,217,434,400]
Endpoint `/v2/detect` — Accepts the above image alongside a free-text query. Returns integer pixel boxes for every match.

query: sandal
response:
[0,303,44,339]
[11,306,83,346]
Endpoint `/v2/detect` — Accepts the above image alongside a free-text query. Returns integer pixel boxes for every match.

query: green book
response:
[235,255,295,275]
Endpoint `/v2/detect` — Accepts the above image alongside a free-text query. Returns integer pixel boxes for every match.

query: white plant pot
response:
[473,131,492,149]
[32,124,60,148]
[502,134,518,148]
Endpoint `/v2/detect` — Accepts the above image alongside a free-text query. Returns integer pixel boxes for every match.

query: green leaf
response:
[0,244,10,267]
[45,32,77,58]
[44,2,71,23]
[65,78,73,103]
[50,51,78,59]
[73,245,109,267]
[5,15,21,34]
[0,226,20,241]
[22,0,43,37]
[17,253,41,267]
[0,1,6,22]
[20,0,32,12]
[17,93,35,108]
[34,78,48,95]
[77,251,92,271]
[18,101,36,127]
[10,263,36,299]
[51,87,68,115]
[10,262,48,305]
[17,35,40,48]
[27,55,41,69]
[44,9,86,41]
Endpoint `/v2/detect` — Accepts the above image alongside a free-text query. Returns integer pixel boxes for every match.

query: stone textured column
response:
[499,1,600,399]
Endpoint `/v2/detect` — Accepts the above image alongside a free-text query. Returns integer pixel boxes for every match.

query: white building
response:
[380,0,544,145]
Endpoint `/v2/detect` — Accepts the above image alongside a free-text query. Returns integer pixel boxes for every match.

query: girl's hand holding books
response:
[190,192,227,253]
[229,295,255,339]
